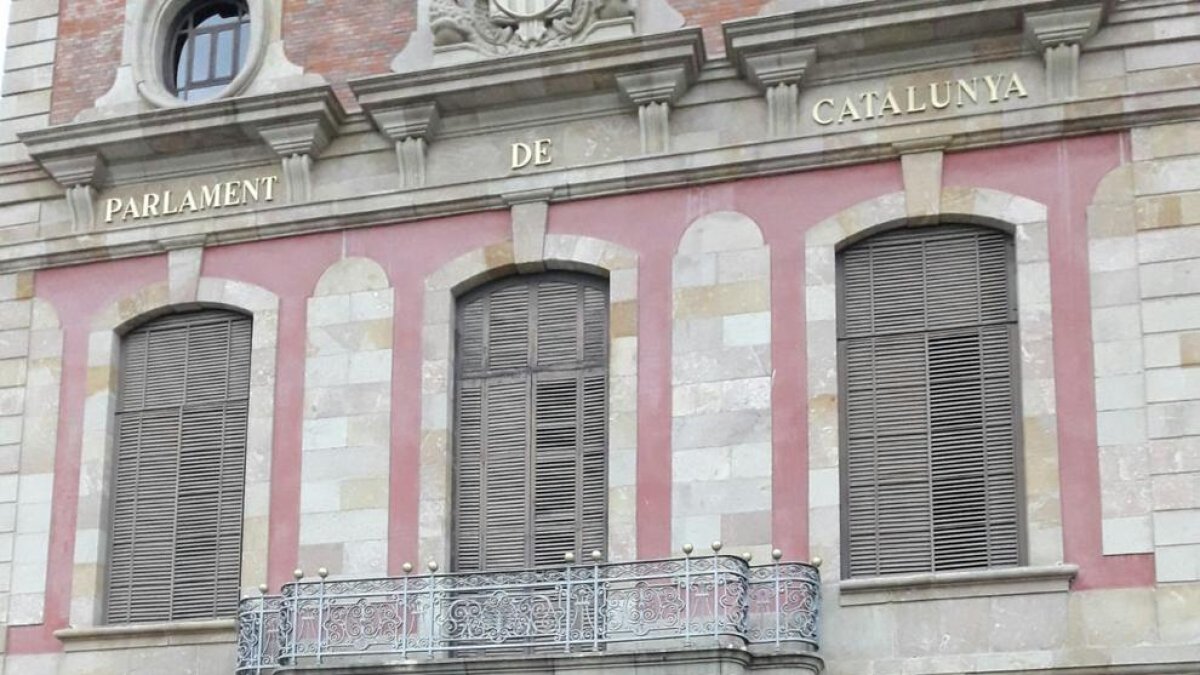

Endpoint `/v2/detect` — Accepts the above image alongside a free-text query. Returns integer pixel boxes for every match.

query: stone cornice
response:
[351,29,706,119]
[724,0,1110,68]
[1,83,1196,274]
[18,85,346,188]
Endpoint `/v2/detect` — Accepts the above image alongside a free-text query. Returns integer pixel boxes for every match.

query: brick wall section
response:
[48,0,761,122]
[49,0,124,124]
[281,0,416,109]
[671,0,770,54]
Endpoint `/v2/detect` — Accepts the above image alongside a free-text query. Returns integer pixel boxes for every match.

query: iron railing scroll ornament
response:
[235,543,821,673]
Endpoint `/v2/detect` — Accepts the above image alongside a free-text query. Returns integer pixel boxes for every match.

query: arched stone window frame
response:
[804,188,1071,600]
[419,236,639,568]
[69,278,279,627]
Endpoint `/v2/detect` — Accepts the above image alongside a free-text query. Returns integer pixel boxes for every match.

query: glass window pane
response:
[237,22,250,69]
[187,84,225,102]
[190,33,212,82]
[214,29,233,79]
[174,36,189,92]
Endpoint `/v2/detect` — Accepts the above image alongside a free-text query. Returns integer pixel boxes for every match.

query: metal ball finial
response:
[259,584,269,594]
[682,543,694,556]
[293,568,304,580]
[810,556,823,568]
[427,560,439,572]
[317,567,329,579]
[711,540,723,553]
[402,562,413,574]
[742,552,753,562]
[564,552,576,564]
[771,548,783,561]
[591,550,603,562]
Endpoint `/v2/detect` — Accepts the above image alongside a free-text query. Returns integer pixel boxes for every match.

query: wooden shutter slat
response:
[106,310,252,624]
[839,226,1021,578]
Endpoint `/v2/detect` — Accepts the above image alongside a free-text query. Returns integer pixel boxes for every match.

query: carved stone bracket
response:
[40,153,106,231]
[617,65,689,154]
[739,46,817,138]
[1024,3,1104,100]
[256,116,337,203]
[365,102,442,190]
[504,188,555,273]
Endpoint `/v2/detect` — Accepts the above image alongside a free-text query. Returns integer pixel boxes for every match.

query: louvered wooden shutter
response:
[106,310,252,624]
[453,274,608,572]
[838,226,1022,578]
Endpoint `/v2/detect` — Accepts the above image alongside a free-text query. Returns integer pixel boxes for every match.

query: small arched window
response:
[165,0,250,102]
[105,309,252,624]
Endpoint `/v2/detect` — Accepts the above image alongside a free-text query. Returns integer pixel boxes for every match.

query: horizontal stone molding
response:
[839,564,1079,606]
[354,29,703,128]
[20,85,346,189]
[273,647,823,674]
[725,0,1104,62]
[54,619,236,652]
[3,82,1198,275]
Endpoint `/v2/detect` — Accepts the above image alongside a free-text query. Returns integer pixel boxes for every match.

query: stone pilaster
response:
[671,211,773,561]
[1127,121,1200,581]
[0,274,61,627]
[300,257,394,577]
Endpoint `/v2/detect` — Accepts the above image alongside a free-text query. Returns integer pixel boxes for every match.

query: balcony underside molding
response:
[838,564,1080,606]
[53,619,236,652]
[275,647,824,675]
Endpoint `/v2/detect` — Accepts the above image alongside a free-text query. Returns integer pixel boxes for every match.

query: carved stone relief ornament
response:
[431,0,636,56]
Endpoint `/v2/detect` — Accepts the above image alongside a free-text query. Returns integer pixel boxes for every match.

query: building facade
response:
[0,0,1197,673]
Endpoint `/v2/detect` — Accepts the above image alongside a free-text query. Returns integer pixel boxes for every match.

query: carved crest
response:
[431,0,635,56]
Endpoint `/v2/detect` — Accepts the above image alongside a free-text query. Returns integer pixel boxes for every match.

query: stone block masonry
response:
[671,211,773,560]
[299,257,394,577]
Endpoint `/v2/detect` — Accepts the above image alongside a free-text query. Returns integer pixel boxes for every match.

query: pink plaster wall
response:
[6,132,1145,654]
[943,135,1155,590]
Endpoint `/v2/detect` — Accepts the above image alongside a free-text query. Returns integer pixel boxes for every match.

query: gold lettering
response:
[957,77,978,106]
[838,98,861,123]
[984,74,1004,102]
[534,139,552,166]
[223,181,241,207]
[142,192,161,218]
[880,90,901,116]
[860,91,879,119]
[1005,72,1029,99]
[511,142,533,170]
[906,85,926,113]
[242,179,260,203]
[930,81,951,110]
[180,189,198,213]
[812,99,836,125]
[162,190,180,215]
[104,198,122,224]
[261,176,279,202]
[122,198,141,221]
[201,185,220,210]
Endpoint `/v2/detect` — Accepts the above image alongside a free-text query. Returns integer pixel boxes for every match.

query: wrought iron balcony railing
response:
[236,548,821,673]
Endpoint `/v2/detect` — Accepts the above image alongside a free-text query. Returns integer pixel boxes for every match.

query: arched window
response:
[453,273,608,572]
[838,225,1023,578]
[105,309,252,624]
[165,0,251,102]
